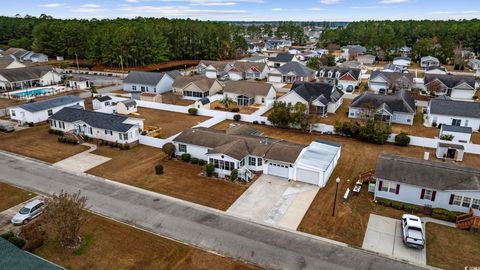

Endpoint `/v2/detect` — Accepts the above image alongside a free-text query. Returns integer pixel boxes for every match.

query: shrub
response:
[198,159,206,166]
[440,134,454,141]
[252,120,259,125]
[206,164,215,177]
[0,231,14,240]
[394,132,410,146]
[432,122,437,128]
[473,96,479,100]
[233,114,241,121]
[188,108,198,115]
[191,157,199,164]
[8,236,26,249]
[154,164,164,175]
[230,108,240,112]
[28,122,34,127]
[230,169,238,181]
[432,208,460,222]
[48,129,54,134]
[391,201,403,210]
[376,198,392,207]
[181,153,191,162]
[403,203,420,214]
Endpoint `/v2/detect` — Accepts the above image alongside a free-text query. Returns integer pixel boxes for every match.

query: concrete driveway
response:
[53,143,110,173]
[362,214,426,266]
[227,175,319,230]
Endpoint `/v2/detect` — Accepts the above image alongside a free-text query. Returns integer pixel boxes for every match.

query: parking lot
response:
[362,214,426,266]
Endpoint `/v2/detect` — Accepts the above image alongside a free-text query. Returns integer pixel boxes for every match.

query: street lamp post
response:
[332,177,340,217]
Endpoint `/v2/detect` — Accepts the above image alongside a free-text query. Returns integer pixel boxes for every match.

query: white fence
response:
[388,134,480,155]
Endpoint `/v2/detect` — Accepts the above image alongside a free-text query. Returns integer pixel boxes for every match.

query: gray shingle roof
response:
[290,82,343,105]
[370,71,414,86]
[429,98,480,119]
[120,100,137,108]
[95,96,112,102]
[0,66,54,82]
[277,62,314,77]
[424,74,475,89]
[0,238,63,270]
[224,81,273,98]
[350,91,415,114]
[318,66,361,81]
[49,107,134,132]
[441,124,473,134]
[18,95,83,113]
[268,53,296,63]
[123,71,180,87]
[375,154,480,191]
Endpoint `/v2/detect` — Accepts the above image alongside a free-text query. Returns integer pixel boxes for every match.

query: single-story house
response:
[393,57,411,68]
[383,64,406,73]
[339,61,363,69]
[123,70,181,94]
[420,56,440,68]
[278,82,344,116]
[115,100,137,115]
[9,95,84,125]
[436,142,464,162]
[67,77,91,90]
[348,91,416,125]
[357,54,376,65]
[268,62,315,84]
[223,81,276,106]
[197,60,234,79]
[439,124,472,143]
[368,71,414,94]
[173,126,341,186]
[1,48,48,63]
[317,66,361,91]
[192,97,211,109]
[0,55,27,69]
[425,66,448,75]
[92,95,112,110]
[423,74,476,100]
[49,107,144,145]
[267,53,299,68]
[341,45,367,60]
[374,154,480,213]
[426,97,480,131]
[227,61,270,81]
[172,76,223,99]
[0,66,61,91]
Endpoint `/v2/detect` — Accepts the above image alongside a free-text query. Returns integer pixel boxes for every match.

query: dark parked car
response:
[346,85,354,93]
[0,122,15,133]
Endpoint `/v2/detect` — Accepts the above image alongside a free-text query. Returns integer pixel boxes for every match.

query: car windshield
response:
[19,207,30,214]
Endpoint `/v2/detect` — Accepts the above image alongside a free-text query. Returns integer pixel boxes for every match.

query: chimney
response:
[424,152,430,160]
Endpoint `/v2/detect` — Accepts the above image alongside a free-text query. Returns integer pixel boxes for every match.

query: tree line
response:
[320,20,480,63]
[0,16,247,67]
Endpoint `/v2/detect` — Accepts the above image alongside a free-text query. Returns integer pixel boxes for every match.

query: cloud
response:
[118,4,246,17]
[307,7,325,11]
[320,0,340,4]
[39,3,65,8]
[271,8,284,11]
[379,0,408,4]
[76,4,104,13]
[125,0,265,4]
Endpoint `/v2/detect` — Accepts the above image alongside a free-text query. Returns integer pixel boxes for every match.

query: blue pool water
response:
[12,88,53,97]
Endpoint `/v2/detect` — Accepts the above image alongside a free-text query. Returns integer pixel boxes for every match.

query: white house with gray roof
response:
[374,154,480,213]
[9,95,84,125]
[223,81,276,106]
[268,62,315,83]
[349,91,416,125]
[420,56,440,68]
[423,74,476,100]
[439,124,472,143]
[426,97,480,131]
[0,66,61,91]
[123,70,181,94]
[48,107,144,144]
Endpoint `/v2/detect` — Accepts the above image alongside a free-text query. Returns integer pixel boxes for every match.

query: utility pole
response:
[120,55,124,74]
[75,52,80,72]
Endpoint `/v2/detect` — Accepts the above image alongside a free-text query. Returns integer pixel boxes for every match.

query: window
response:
[261,97,265,103]
[240,159,245,167]
[257,158,263,166]
[178,144,187,152]
[380,181,397,193]
[423,189,433,200]
[47,109,53,116]
[209,158,235,171]
[465,120,469,127]
[472,199,480,210]
[141,86,146,92]
[132,86,137,91]
[249,157,256,166]
[11,110,15,117]
[462,197,472,208]
[452,119,461,126]
[452,195,462,206]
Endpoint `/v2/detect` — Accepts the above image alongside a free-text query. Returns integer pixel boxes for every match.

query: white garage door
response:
[268,75,282,83]
[267,162,289,178]
[295,168,320,186]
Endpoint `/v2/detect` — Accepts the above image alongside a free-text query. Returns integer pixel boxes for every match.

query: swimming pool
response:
[11,88,54,98]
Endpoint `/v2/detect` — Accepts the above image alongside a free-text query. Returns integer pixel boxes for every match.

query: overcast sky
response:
[3,0,480,21]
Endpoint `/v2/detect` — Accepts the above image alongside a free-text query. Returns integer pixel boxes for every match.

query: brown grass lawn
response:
[35,212,258,270]
[161,92,195,106]
[0,182,35,211]
[137,107,210,138]
[472,133,480,144]
[426,223,480,269]
[87,145,249,210]
[317,99,351,125]
[212,120,480,246]
[210,101,259,115]
[0,124,88,163]
[0,98,24,109]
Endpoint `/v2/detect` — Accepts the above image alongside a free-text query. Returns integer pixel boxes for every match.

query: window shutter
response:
[378,181,383,191]
[420,189,425,199]
[449,194,454,205]
[431,191,436,202]
[396,184,400,195]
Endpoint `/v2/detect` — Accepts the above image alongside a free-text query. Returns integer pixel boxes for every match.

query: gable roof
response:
[421,56,440,63]
[318,66,361,81]
[173,127,305,163]
[18,95,83,113]
[424,74,475,89]
[228,61,266,73]
[441,124,472,134]
[350,91,415,114]
[124,71,180,87]
[49,107,135,132]
[198,60,233,71]
[276,62,314,77]
[172,76,218,91]
[289,82,343,105]
[223,81,274,98]
[94,96,112,102]
[429,97,480,119]
[119,99,136,108]
[0,66,53,82]
[370,71,414,85]
[375,154,480,191]
[268,53,296,63]
[0,238,63,270]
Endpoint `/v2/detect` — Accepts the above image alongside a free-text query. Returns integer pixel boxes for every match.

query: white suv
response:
[11,199,45,225]
[401,214,425,249]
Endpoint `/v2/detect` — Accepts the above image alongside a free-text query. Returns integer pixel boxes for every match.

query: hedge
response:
[155,164,164,175]
[181,153,191,162]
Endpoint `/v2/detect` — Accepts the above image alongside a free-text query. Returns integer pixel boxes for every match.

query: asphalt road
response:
[0,151,426,270]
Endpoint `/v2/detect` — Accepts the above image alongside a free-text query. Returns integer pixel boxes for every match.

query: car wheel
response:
[22,219,29,225]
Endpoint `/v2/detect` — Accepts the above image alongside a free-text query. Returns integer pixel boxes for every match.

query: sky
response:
[3,0,480,21]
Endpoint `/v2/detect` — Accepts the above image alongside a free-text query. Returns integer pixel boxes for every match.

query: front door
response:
[447,148,456,159]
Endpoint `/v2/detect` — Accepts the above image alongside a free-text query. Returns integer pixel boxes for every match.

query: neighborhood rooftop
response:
[268,53,296,63]
[291,82,343,105]
[0,238,63,270]
[424,74,476,89]
[124,70,181,87]
[49,107,135,132]
[18,95,83,112]
[429,97,480,118]
[224,81,273,97]
[277,62,314,76]
[350,91,416,114]
[442,124,473,134]
[0,66,53,82]
[375,154,480,191]
[173,76,218,90]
